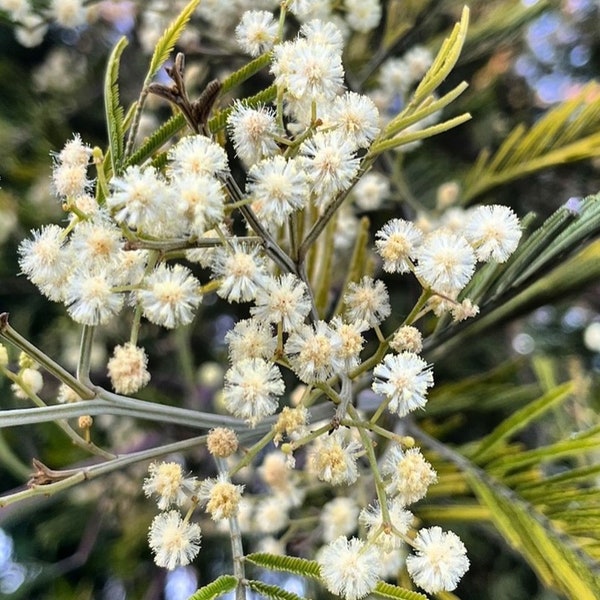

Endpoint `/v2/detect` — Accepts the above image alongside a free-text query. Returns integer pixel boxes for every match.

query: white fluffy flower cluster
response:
[376,205,522,291]
[317,526,469,598]
[18,135,233,330]
[372,204,522,325]
[225,19,381,220]
[143,462,202,570]
[307,432,458,597]
[144,461,248,570]
[219,267,385,425]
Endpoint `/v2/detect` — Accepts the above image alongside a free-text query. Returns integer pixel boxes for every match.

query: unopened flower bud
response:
[78,415,93,430]
[401,436,415,448]
[207,427,239,458]
[107,343,150,395]
[390,326,423,354]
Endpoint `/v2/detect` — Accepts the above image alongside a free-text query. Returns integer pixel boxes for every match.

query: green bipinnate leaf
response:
[487,425,600,473]
[125,112,187,168]
[187,575,238,600]
[371,6,471,154]
[487,202,580,299]
[410,6,470,107]
[373,581,429,600]
[245,553,321,581]
[104,36,128,175]
[503,194,600,292]
[145,0,200,85]
[220,52,273,95]
[463,84,600,203]
[467,473,600,600]
[246,580,310,600]
[471,381,573,463]
[407,384,600,600]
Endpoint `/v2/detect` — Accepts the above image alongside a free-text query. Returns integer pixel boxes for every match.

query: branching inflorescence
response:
[0,2,535,599]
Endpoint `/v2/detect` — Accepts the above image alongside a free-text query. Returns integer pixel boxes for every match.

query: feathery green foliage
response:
[502,194,600,293]
[463,84,600,203]
[125,112,187,168]
[245,580,310,600]
[370,7,471,154]
[145,0,200,85]
[411,6,470,105]
[245,553,321,580]
[415,370,600,600]
[486,424,600,472]
[104,36,128,175]
[220,52,273,95]
[373,581,429,600]
[468,474,600,599]
[470,381,573,462]
[187,575,238,600]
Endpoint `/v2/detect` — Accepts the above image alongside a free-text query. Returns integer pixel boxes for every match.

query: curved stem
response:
[77,325,95,388]
[334,374,353,421]
[347,405,390,524]
[222,169,299,277]
[173,325,197,394]
[369,396,391,426]
[238,203,298,275]
[0,424,275,509]
[124,89,148,159]
[0,433,207,508]
[229,429,275,477]
[0,388,336,433]
[0,314,94,400]
[289,422,332,452]
[129,304,143,346]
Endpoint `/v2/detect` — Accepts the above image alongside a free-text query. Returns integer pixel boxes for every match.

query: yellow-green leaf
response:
[372,7,470,154]
[146,0,200,84]
[373,581,429,600]
[187,575,237,600]
[245,553,321,581]
[104,36,128,175]
[471,381,573,463]
[467,473,600,600]
[462,83,600,203]
[246,580,310,600]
